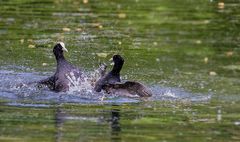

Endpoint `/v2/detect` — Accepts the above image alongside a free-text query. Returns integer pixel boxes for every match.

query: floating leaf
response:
[83,0,88,4]
[27,39,33,42]
[118,13,126,19]
[96,53,108,58]
[209,71,217,76]
[42,63,48,66]
[62,27,71,32]
[226,51,233,57]
[98,25,103,29]
[218,2,224,9]
[75,28,82,32]
[204,57,208,64]
[20,39,24,44]
[28,44,35,48]
[195,40,202,44]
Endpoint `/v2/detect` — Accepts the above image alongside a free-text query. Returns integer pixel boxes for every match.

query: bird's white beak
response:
[59,42,68,52]
[62,46,68,52]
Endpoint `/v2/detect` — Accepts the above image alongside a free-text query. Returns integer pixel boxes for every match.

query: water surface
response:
[0,0,240,141]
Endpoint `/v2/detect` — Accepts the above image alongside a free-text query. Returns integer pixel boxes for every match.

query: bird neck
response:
[111,62,123,75]
[55,53,65,62]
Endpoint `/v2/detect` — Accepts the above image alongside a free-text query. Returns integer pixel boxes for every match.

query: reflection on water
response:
[55,107,64,142]
[110,108,121,142]
[0,0,240,141]
[53,105,122,142]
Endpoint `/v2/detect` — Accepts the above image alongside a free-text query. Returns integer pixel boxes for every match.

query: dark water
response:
[0,0,240,141]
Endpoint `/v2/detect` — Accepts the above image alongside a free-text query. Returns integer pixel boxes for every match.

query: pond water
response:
[0,0,240,141]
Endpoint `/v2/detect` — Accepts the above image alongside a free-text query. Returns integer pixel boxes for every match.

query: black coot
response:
[38,42,83,92]
[94,55,124,92]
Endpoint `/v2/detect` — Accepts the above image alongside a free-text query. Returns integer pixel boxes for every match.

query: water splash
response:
[0,68,211,104]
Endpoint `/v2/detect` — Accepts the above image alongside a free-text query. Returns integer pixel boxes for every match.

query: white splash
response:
[66,72,94,95]
[65,64,107,97]
[163,90,178,98]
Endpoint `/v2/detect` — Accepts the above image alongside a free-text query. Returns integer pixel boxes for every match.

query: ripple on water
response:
[0,69,211,104]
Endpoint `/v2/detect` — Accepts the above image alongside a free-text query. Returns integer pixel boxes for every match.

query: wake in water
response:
[0,69,212,104]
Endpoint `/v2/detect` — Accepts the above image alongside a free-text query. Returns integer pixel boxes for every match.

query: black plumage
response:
[38,42,82,92]
[104,81,153,97]
[94,54,152,97]
[94,55,124,92]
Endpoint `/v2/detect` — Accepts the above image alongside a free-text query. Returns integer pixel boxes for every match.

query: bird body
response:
[94,55,152,97]
[38,42,83,92]
[105,81,153,97]
[94,55,124,92]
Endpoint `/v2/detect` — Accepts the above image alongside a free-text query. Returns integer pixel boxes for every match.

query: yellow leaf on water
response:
[83,0,88,4]
[42,63,48,66]
[209,71,217,76]
[98,25,103,29]
[27,39,33,42]
[196,40,202,44]
[96,53,108,58]
[28,44,35,48]
[20,39,24,44]
[204,57,208,64]
[226,51,233,57]
[118,13,126,19]
[75,28,82,32]
[92,23,103,29]
[218,2,224,9]
[62,27,71,32]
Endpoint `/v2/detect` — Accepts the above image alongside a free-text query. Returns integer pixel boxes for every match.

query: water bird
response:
[94,55,152,97]
[37,42,83,92]
[94,54,124,92]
